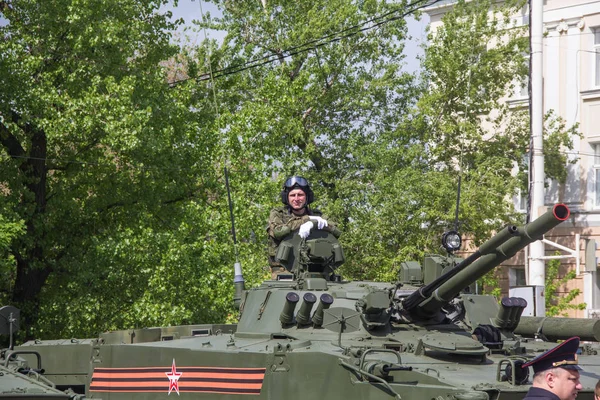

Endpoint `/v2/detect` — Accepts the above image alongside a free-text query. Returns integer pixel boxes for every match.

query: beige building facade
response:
[425,0,600,318]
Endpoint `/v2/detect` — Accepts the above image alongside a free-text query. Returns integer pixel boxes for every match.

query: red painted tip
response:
[553,203,570,221]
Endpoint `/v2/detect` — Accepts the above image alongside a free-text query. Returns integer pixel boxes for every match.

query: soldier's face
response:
[288,189,307,211]
[550,368,582,400]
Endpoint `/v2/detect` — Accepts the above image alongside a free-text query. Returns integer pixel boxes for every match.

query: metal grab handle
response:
[4,350,42,370]
[425,367,440,377]
[339,359,402,400]
[359,348,402,370]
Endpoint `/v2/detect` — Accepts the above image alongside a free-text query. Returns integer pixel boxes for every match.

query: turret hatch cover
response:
[322,307,361,333]
[421,332,488,355]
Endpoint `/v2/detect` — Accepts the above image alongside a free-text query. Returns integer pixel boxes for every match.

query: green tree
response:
[0,213,24,297]
[412,0,579,290]
[335,0,530,281]
[545,255,586,317]
[192,0,423,282]
[188,0,579,284]
[0,0,228,338]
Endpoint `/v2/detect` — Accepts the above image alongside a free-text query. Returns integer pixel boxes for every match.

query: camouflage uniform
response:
[266,206,336,278]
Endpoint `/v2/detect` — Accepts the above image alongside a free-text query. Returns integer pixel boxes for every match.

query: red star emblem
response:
[165,359,183,395]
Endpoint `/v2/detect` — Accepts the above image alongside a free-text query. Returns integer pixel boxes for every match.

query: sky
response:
[166,0,430,74]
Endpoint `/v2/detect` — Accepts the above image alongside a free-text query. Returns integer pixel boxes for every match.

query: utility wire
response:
[169,0,442,86]
[5,147,598,173]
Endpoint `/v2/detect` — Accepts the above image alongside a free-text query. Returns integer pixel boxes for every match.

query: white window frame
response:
[595,28,600,87]
[515,53,529,99]
[515,152,529,213]
[510,4,529,28]
[511,42,529,100]
[594,143,600,208]
[516,188,528,213]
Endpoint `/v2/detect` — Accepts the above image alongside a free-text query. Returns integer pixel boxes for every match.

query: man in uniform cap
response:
[522,336,583,400]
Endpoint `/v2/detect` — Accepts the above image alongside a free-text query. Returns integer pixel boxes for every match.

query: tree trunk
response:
[3,121,50,339]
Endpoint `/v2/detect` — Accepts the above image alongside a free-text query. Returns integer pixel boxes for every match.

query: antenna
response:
[0,306,20,350]
[224,167,245,308]
[453,46,476,238]
[195,4,244,308]
[454,175,461,232]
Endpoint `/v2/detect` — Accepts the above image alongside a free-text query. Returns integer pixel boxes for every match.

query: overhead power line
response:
[169,0,442,86]
[5,145,598,173]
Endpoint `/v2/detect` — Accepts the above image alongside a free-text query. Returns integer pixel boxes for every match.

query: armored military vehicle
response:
[5,203,600,400]
[0,306,87,399]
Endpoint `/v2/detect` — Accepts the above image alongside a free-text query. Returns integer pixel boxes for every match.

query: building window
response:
[511,5,529,28]
[509,268,527,287]
[595,144,600,207]
[595,29,600,87]
[518,75,529,98]
[516,152,529,212]
[515,59,529,98]
[512,50,529,99]
[517,188,528,212]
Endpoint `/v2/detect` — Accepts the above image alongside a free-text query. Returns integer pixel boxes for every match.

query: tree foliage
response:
[196,0,421,283]
[0,0,232,338]
[545,255,586,317]
[338,0,532,281]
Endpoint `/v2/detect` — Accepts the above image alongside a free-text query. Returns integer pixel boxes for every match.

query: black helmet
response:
[280,176,314,205]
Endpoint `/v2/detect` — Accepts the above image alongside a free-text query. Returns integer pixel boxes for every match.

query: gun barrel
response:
[402,224,519,311]
[515,316,600,342]
[414,204,569,317]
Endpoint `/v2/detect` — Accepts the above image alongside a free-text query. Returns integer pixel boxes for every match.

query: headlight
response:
[442,230,462,253]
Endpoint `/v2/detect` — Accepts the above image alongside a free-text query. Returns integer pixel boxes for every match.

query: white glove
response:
[309,216,328,230]
[299,221,313,239]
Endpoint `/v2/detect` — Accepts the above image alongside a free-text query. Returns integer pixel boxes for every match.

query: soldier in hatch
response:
[266,176,337,279]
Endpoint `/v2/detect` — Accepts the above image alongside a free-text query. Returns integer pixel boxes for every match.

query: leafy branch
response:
[545,253,586,317]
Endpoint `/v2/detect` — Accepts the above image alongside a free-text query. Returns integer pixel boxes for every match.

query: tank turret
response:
[274,224,345,282]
